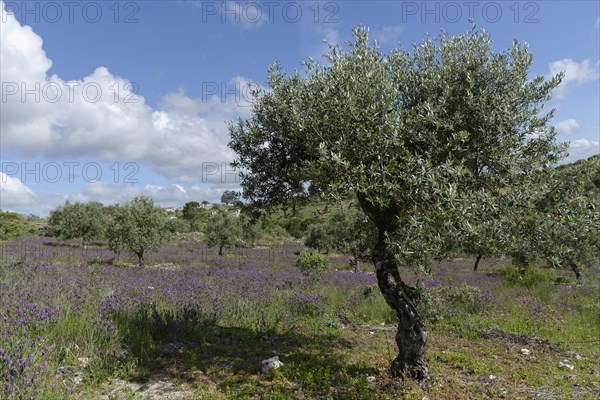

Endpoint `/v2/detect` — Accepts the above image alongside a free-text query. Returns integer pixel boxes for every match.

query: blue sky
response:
[1,1,599,216]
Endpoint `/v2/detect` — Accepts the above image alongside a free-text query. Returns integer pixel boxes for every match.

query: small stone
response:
[324,320,345,329]
[77,357,90,368]
[575,354,585,360]
[114,346,129,360]
[262,356,284,374]
[161,342,184,355]
[369,331,375,335]
[520,348,531,355]
[489,374,497,380]
[559,360,575,370]
[366,376,376,383]
[56,366,84,386]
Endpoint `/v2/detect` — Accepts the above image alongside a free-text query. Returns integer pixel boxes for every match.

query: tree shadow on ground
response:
[114,309,380,397]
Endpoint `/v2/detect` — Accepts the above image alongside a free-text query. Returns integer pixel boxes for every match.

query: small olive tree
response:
[328,208,376,273]
[221,190,241,205]
[204,212,241,256]
[305,207,375,272]
[304,222,333,253]
[47,201,107,247]
[229,26,565,379]
[107,196,169,266]
[182,201,205,231]
[516,156,600,279]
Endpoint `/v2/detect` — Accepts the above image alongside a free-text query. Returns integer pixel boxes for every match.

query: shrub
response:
[498,264,549,287]
[554,276,572,285]
[296,250,327,278]
[416,284,492,324]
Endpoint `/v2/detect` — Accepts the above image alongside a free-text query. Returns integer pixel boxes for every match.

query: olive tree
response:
[229,26,565,379]
[107,196,169,266]
[204,212,241,256]
[221,190,241,205]
[328,208,376,272]
[182,201,204,231]
[516,156,600,279]
[305,207,376,272]
[48,201,107,247]
[304,222,333,253]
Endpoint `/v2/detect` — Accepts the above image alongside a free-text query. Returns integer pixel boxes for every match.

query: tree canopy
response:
[204,211,242,256]
[221,190,241,206]
[107,196,169,266]
[47,201,107,247]
[229,26,566,380]
[0,210,37,241]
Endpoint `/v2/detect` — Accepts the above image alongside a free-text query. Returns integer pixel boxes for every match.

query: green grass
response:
[2,249,599,399]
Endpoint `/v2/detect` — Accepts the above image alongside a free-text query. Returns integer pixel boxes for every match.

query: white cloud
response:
[372,25,404,45]
[0,2,251,185]
[562,138,600,163]
[547,58,600,99]
[79,181,229,209]
[554,118,580,135]
[12,180,236,216]
[0,172,37,212]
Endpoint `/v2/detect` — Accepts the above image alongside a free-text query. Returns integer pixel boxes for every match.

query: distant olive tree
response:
[221,190,241,206]
[238,214,264,247]
[229,26,565,379]
[304,222,333,253]
[107,196,169,266]
[0,210,33,240]
[182,201,205,231]
[328,208,376,273]
[304,207,375,272]
[513,156,600,279]
[47,201,107,247]
[204,212,241,256]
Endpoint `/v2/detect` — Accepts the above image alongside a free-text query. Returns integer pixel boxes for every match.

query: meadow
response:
[1,236,599,399]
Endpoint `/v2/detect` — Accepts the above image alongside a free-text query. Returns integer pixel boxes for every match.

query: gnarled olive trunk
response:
[350,256,361,273]
[372,237,428,380]
[473,252,483,271]
[570,262,582,280]
[135,250,145,266]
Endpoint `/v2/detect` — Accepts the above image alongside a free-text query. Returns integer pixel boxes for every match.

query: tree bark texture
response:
[473,253,483,271]
[372,237,429,380]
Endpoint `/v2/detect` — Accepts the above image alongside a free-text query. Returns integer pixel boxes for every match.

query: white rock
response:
[489,374,497,380]
[262,356,284,374]
[366,376,376,383]
[520,348,531,355]
[575,354,585,360]
[56,366,84,386]
[559,360,574,370]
